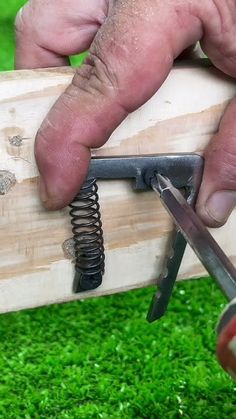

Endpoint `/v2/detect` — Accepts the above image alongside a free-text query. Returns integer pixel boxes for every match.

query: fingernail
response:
[206,191,236,224]
[39,178,66,210]
[39,178,49,204]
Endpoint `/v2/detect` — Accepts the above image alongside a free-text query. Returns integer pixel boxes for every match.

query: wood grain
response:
[0,64,235,313]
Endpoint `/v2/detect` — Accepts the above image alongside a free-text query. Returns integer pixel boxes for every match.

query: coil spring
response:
[69,178,105,292]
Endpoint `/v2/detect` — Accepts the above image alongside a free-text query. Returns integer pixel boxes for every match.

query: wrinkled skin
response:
[15,0,236,225]
[15,0,236,377]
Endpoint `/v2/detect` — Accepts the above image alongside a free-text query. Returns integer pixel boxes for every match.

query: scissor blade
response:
[151,174,236,301]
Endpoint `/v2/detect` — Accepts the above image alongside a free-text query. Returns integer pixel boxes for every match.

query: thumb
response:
[35,1,202,210]
[196,98,236,227]
[35,67,128,209]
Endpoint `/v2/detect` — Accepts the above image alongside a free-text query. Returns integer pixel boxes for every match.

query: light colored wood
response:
[0,64,236,313]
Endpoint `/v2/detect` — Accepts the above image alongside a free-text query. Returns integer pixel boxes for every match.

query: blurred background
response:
[0,1,235,418]
[0,0,25,70]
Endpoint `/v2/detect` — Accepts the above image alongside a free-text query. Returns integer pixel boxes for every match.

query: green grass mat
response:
[0,281,235,418]
[0,2,235,418]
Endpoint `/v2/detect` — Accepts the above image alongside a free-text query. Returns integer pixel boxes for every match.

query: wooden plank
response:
[0,64,236,313]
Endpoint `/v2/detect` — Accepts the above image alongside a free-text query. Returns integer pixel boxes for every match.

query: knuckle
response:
[220,149,236,185]
[73,49,119,99]
[206,141,236,188]
[54,91,78,121]
[90,47,119,91]
[198,0,236,75]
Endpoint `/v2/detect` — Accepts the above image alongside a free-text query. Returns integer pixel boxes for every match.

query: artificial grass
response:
[0,281,235,418]
[0,2,235,418]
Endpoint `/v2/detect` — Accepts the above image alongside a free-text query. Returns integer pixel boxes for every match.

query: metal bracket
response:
[70,154,203,321]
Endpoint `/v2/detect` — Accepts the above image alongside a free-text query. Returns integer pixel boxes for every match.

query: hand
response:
[15,0,236,226]
[15,0,236,379]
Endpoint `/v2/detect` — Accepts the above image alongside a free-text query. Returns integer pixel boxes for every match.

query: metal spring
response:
[69,178,105,292]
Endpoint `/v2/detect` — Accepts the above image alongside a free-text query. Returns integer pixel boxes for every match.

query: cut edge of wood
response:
[0,273,207,314]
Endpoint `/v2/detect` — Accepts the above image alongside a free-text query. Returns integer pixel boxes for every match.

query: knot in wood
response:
[0,170,16,195]
[62,238,75,260]
[9,135,24,146]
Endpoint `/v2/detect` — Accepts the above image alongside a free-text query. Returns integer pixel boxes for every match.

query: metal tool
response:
[70,178,105,292]
[70,154,203,306]
[148,173,236,322]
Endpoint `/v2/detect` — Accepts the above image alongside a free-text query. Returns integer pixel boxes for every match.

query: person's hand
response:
[15,0,236,379]
[15,0,236,227]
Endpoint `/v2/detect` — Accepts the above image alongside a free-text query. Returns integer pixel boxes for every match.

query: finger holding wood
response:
[196,98,236,227]
[9,0,236,379]
[15,0,236,221]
